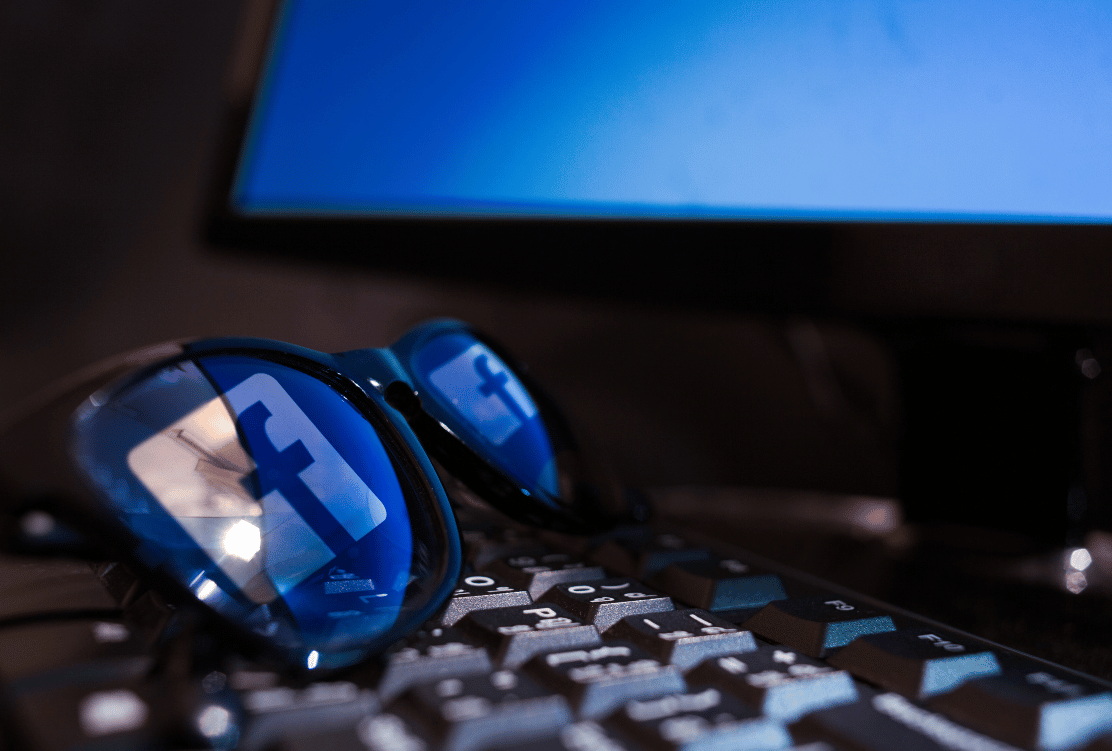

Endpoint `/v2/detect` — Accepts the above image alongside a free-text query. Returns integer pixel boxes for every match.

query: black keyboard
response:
[2,513,1111,751]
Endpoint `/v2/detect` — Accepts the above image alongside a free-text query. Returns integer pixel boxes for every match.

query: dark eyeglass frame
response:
[0,319,625,673]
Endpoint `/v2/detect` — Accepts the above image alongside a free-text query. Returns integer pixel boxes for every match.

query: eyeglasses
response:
[0,320,630,672]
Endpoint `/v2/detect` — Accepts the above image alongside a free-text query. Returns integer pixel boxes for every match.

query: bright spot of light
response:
[21,510,55,537]
[1065,570,1088,594]
[197,705,231,738]
[307,650,320,670]
[196,579,219,601]
[79,689,148,736]
[93,622,130,643]
[223,520,261,561]
[849,498,901,535]
[1070,548,1093,571]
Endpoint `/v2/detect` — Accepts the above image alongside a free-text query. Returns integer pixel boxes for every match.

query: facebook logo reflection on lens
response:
[429,344,538,447]
[422,337,558,498]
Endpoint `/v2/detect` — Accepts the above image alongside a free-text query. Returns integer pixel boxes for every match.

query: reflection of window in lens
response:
[127,370,286,605]
[128,394,259,518]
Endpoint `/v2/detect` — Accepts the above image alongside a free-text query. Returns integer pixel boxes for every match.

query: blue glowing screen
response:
[233,1,1112,222]
[71,355,414,657]
[410,332,559,500]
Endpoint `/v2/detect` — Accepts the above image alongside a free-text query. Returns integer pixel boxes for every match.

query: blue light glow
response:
[234,1,1112,222]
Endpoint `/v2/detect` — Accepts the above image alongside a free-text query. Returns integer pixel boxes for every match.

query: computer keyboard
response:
[2,514,1111,751]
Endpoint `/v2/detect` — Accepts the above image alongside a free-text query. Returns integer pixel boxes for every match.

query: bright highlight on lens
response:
[307,650,320,670]
[1069,548,1093,571]
[223,520,261,561]
[196,579,219,601]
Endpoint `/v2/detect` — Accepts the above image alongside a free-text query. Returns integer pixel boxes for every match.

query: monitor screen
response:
[230,1,1112,224]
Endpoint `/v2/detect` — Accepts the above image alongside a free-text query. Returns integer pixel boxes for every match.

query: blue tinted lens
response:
[410,332,559,499]
[71,355,414,667]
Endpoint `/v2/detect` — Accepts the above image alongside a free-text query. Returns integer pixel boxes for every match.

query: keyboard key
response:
[373,626,492,703]
[12,672,244,751]
[540,577,675,631]
[793,687,1026,751]
[398,670,573,751]
[525,640,685,719]
[828,627,1000,699]
[355,713,435,751]
[611,686,793,751]
[686,644,858,721]
[649,558,788,611]
[13,681,159,750]
[0,619,151,686]
[930,667,1112,751]
[484,552,606,599]
[93,561,144,604]
[438,573,532,626]
[241,681,378,751]
[463,529,546,571]
[590,532,713,579]
[743,597,896,658]
[271,713,433,751]
[0,556,118,619]
[605,609,757,671]
[459,603,601,668]
[490,721,639,751]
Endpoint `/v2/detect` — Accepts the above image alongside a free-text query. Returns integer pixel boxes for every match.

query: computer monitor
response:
[211,1,1111,301]
[209,0,1112,542]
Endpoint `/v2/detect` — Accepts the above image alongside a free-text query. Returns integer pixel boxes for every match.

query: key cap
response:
[540,577,675,631]
[93,561,144,604]
[489,721,640,751]
[0,619,151,686]
[12,670,245,751]
[398,670,573,751]
[0,556,118,619]
[590,532,713,579]
[930,666,1112,751]
[828,627,1000,700]
[241,681,379,751]
[743,597,896,658]
[649,558,788,611]
[605,609,757,671]
[373,626,492,703]
[13,680,160,750]
[611,686,793,751]
[484,552,607,599]
[686,644,858,721]
[525,640,685,719]
[438,572,532,626]
[270,713,434,751]
[459,603,601,668]
[464,529,546,571]
[793,686,1025,751]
